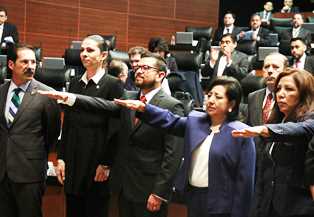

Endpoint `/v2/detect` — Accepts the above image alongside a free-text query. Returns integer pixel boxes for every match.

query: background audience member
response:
[115,76,256,217]
[281,13,312,50]
[125,46,148,91]
[251,68,314,217]
[257,1,273,27]
[212,12,241,46]
[201,33,249,84]
[148,37,178,74]
[56,35,124,217]
[108,59,129,84]
[0,6,19,45]
[290,37,314,73]
[237,14,271,51]
[280,0,300,13]
[0,44,60,217]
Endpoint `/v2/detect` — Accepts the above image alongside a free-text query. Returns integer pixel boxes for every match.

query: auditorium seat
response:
[171,50,204,106]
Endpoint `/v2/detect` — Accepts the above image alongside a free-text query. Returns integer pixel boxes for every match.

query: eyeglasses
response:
[134,65,159,73]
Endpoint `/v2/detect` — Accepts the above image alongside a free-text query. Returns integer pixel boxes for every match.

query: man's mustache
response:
[24,68,34,75]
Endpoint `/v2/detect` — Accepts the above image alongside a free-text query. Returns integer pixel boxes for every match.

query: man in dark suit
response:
[282,13,311,48]
[237,13,271,54]
[212,12,242,46]
[0,44,60,217]
[0,7,19,44]
[39,53,185,217]
[290,37,314,74]
[280,0,300,13]
[201,33,249,85]
[257,1,273,27]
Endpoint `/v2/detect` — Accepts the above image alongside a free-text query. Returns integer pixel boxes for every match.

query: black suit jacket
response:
[71,89,185,202]
[0,79,60,183]
[212,26,242,46]
[1,22,19,44]
[58,74,123,195]
[253,114,314,217]
[201,50,249,83]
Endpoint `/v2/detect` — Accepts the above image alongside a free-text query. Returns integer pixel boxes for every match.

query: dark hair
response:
[128,46,148,57]
[7,43,34,63]
[0,7,7,16]
[250,13,261,20]
[273,68,314,121]
[141,52,167,72]
[224,11,236,20]
[108,60,128,77]
[208,76,242,121]
[290,37,306,45]
[220,33,237,43]
[148,37,169,55]
[84,34,109,52]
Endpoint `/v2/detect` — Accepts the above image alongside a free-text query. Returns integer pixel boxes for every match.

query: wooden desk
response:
[272,12,314,19]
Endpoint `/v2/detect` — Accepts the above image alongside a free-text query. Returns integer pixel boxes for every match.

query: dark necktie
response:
[262,93,273,123]
[133,95,147,126]
[226,28,230,33]
[8,88,22,126]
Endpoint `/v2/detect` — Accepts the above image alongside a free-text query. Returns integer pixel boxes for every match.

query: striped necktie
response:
[7,88,22,126]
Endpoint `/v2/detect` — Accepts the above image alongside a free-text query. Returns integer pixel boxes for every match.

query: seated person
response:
[148,37,178,74]
[0,6,19,46]
[281,13,311,49]
[237,14,271,51]
[289,37,314,74]
[212,11,242,46]
[108,59,128,84]
[280,0,300,13]
[257,1,273,26]
[201,33,249,84]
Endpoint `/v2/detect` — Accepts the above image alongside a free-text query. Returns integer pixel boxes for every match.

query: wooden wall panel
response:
[79,8,127,44]
[80,0,128,13]
[3,0,219,57]
[129,0,175,18]
[26,2,78,37]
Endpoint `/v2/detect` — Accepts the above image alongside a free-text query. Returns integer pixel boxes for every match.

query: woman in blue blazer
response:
[115,76,256,217]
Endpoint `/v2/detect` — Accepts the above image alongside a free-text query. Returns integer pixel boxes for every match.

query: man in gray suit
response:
[201,33,249,85]
[0,44,60,217]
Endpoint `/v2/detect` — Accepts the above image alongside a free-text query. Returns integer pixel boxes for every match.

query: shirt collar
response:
[298,53,306,63]
[80,68,106,85]
[265,87,274,99]
[0,24,3,30]
[8,80,31,94]
[141,87,161,103]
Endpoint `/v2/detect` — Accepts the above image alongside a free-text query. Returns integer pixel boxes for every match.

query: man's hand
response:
[37,90,69,102]
[310,185,314,200]
[210,47,219,65]
[232,126,270,138]
[94,165,110,182]
[238,31,245,39]
[56,159,65,185]
[147,194,162,212]
[222,46,232,64]
[114,99,146,112]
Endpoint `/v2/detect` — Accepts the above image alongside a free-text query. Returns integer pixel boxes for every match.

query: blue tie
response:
[8,88,22,126]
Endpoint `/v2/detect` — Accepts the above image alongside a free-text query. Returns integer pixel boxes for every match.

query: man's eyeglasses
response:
[134,65,159,73]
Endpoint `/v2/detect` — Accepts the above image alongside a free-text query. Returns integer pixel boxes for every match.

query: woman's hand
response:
[232,126,270,138]
[56,159,65,185]
[114,99,146,112]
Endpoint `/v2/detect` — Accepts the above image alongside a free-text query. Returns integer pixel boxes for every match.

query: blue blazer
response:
[141,104,256,217]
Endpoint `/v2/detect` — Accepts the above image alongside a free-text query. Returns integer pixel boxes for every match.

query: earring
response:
[228,108,232,112]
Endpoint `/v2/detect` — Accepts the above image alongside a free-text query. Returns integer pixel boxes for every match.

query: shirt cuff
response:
[57,93,76,106]
[152,194,168,203]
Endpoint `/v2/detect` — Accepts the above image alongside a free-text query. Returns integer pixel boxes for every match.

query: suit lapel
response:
[256,89,266,124]
[190,114,210,152]
[11,80,37,126]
